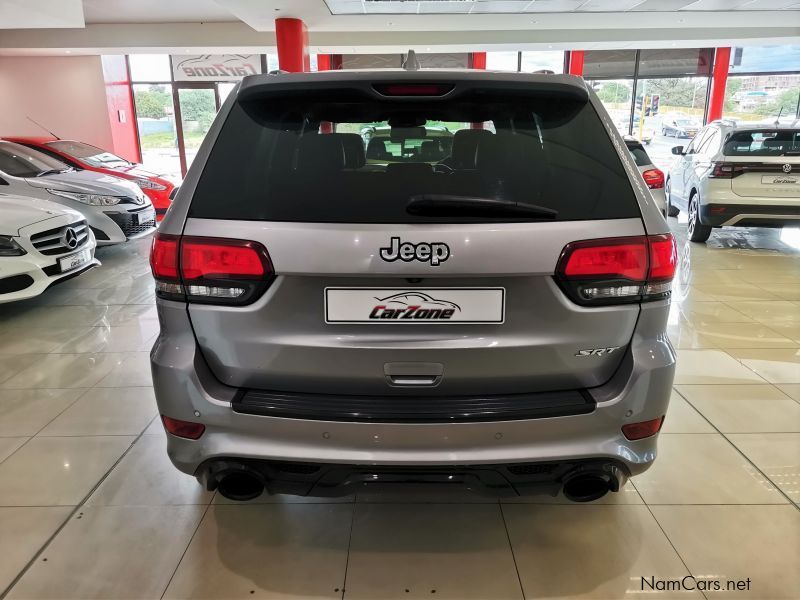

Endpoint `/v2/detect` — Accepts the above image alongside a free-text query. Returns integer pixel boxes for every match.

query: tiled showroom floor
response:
[0,221,798,600]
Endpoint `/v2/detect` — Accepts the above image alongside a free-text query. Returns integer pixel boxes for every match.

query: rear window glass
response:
[723,129,800,157]
[189,88,640,223]
[626,144,651,167]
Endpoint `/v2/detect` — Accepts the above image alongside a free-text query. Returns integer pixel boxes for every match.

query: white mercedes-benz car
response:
[0,193,99,303]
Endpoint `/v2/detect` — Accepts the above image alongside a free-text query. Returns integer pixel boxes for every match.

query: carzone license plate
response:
[58,248,91,273]
[325,288,505,324]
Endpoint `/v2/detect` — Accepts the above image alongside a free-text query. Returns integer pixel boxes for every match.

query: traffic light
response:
[651,94,660,115]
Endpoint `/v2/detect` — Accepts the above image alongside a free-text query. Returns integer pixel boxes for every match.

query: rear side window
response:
[626,144,651,167]
[190,87,640,223]
[723,129,800,157]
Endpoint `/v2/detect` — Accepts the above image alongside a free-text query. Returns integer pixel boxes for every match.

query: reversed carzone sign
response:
[325,288,505,324]
[172,54,261,82]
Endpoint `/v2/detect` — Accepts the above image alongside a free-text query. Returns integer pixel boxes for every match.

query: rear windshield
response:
[626,144,651,167]
[723,129,800,157]
[189,89,640,223]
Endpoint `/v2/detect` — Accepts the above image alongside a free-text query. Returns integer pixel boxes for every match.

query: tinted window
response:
[48,141,130,167]
[190,90,639,224]
[626,144,651,167]
[0,142,68,177]
[723,130,800,157]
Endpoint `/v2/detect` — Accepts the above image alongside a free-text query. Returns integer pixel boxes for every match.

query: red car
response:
[2,136,178,220]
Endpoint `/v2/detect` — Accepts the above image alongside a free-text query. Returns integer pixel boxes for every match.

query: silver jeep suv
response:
[150,70,677,503]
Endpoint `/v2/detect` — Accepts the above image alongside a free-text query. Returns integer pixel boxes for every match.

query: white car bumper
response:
[0,216,100,303]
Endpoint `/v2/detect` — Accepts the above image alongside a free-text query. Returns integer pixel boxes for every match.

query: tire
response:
[665,179,680,217]
[687,193,712,243]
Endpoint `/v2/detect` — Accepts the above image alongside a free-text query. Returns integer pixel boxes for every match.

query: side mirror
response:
[671,146,685,156]
[0,177,8,185]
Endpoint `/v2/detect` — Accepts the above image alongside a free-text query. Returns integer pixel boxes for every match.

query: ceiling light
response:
[65,50,71,54]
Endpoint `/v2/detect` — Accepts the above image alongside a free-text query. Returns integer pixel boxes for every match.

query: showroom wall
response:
[0,55,115,150]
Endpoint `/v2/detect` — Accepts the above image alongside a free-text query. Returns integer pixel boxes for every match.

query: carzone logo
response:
[369,292,461,321]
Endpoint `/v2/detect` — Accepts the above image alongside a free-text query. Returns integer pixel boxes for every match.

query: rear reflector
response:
[622,416,664,440]
[556,234,677,305]
[373,83,454,97]
[161,415,205,440]
[642,168,665,190]
[149,233,273,305]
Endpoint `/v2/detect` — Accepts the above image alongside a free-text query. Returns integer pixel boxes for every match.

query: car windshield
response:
[723,129,800,157]
[0,142,70,178]
[47,140,130,167]
[189,88,640,224]
[675,120,694,126]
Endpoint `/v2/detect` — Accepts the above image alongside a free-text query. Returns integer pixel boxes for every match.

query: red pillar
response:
[100,55,141,163]
[568,50,584,76]
[469,53,487,129]
[707,47,731,123]
[275,18,310,73]
[317,54,331,71]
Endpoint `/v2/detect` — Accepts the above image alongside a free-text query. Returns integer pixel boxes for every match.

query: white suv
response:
[666,120,800,243]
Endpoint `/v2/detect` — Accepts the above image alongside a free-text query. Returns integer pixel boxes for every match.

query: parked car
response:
[624,136,667,217]
[661,117,700,139]
[3,136,177,220]
[150,70,676,503]
[0,193,99,303]
[0,141,156,245]
[667,120,800,242]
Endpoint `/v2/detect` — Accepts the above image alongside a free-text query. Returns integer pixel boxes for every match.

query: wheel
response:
[687,193,712,243]
[665,179,680,217]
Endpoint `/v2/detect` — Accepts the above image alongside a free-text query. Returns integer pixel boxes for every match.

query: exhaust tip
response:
[562,473,613,503]
[216,471,265,502]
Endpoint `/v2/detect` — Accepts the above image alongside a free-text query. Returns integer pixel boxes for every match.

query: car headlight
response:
[46,189,121,206]
[133,178,167,191]
[0,235,26,256]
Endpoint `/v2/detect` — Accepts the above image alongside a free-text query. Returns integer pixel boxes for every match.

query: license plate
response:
[325,288,505,324]
[762,175,798,185]
[58,248,91,273]
[133,208,155,225]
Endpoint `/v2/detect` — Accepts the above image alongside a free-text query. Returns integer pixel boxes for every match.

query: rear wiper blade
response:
[407,194,558,219]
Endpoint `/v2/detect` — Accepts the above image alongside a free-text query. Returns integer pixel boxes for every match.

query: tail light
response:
[622,416,664,441]
[709,162,744,178]
[161,415,205,440]
[150,233,273,305]
[373,83,454,97]
[642,168,664,190]
[555,234,677,306]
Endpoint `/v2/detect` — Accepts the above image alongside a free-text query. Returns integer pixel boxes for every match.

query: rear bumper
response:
[700,202,800,227]
[198,456,628,497]
[151,299,675,490]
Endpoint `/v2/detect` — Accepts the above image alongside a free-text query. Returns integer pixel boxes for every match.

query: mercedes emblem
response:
[62,227,79,250]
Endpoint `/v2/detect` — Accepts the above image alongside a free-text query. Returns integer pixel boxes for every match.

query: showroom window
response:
[723,46,800,124]
[520,51,564,74]
[486,51,565,73]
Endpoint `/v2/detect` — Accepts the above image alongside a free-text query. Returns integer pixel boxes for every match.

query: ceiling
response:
[0,0,798,55]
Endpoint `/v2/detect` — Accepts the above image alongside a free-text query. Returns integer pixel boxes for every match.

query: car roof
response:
[2,136,58,145]
[237,69,589,103]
